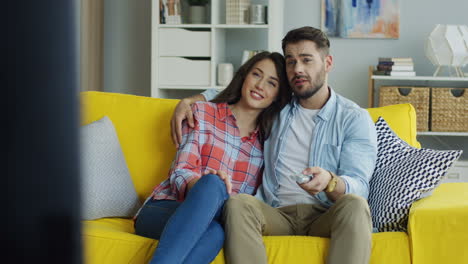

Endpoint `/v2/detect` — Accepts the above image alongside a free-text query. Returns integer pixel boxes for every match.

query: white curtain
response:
[80,0,104,91]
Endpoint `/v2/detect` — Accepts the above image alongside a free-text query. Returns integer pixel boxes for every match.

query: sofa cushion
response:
[82,218,410,264]
[409,183,468,264]
[81,116,140,220]
[80,92,180,201]
[369,117,462,232]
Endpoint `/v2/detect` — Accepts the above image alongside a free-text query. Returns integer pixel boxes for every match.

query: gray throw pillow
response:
[80,116,140,220]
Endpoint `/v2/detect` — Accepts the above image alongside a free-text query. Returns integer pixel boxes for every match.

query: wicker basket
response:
[431,88,468,132]
[379,86,430,131]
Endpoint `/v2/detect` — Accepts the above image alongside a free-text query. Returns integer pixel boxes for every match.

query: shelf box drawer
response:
[431,88,468,132]
[441,161,468,183]
[379,86,430,131]
[159,28,211,57]
[159,57,211,86]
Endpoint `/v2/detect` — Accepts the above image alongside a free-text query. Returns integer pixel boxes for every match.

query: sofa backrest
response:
[367,103,421,148]
[81,91,179,201]
[80,91,420,202]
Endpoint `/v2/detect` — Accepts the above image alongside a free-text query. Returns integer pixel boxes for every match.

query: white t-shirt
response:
[276,105,320,207]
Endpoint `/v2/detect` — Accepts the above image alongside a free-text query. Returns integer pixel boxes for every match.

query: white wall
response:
[102,0,467,103]
[103,0,151,96]
[102,0,468,159]
[282,0,468,160]
[284,0,468,107]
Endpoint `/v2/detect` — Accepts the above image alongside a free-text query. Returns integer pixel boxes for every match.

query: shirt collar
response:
[291,86,336,121]
[216,102,260,141]
[216,102,233,121]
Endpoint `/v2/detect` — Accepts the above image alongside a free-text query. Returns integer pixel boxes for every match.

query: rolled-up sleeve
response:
[201,89,219,101]
[168,104,203,201]
[339,110,377,198]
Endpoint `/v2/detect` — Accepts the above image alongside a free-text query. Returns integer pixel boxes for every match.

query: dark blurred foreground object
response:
[7,1,82,263]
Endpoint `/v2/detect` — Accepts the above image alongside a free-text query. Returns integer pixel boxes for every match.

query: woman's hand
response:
[204,169,232,195]
[186,177,200,193]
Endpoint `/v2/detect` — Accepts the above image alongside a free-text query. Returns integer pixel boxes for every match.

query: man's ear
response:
[325,55,333,72]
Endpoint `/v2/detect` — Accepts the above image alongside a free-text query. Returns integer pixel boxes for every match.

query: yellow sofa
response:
[81,91,468,264]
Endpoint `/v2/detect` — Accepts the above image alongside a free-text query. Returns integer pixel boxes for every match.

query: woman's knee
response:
[192,174,227,195]
[198,174,225,188]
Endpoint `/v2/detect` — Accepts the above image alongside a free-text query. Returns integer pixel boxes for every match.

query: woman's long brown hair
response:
[211,52,291,142]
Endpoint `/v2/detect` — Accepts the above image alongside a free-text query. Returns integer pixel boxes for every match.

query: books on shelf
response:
[227,0,251,24]
[390,71,416,76]
[377,64,414,71]
[241,50,266,64]
[378,57,413,63]
[377,61,414,67]
[374,57,416,77]
[373,70,416,76]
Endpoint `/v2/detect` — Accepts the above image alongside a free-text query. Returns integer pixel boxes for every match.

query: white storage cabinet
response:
[151,0,284,99]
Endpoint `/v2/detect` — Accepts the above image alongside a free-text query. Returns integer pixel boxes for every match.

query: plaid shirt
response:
[151,102,264,202]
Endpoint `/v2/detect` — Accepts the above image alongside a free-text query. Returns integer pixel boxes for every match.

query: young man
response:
[170,26,377,264]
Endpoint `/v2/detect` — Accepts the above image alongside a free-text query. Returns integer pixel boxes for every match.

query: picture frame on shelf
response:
[161,0,182,24]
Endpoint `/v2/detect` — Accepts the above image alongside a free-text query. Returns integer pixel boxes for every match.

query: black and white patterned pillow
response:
[368,117,462,232]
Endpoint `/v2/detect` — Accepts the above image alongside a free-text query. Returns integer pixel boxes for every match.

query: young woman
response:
[134,51,291,264]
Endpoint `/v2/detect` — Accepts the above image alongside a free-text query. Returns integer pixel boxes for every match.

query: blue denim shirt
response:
[202,88,377,208]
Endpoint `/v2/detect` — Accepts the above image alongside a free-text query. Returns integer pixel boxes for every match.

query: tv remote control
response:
[292,172,314,184]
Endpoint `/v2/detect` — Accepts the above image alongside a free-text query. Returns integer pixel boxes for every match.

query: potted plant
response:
[187,0,209,24]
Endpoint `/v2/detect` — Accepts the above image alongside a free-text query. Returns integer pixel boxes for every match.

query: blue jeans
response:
[134,174,230,264]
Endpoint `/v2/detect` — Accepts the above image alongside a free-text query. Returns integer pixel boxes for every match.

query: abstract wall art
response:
[322,0,400,39]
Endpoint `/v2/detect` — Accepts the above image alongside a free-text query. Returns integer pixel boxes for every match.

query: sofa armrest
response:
[408,183,468,264]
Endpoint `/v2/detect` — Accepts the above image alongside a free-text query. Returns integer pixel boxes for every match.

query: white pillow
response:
[80,116,140,220]
[368,117,462,232]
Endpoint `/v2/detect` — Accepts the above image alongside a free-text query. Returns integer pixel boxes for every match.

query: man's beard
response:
[292,66,326,100]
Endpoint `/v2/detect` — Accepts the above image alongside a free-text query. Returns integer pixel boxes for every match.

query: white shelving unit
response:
[417,132,468,137]
[151,0,284,99]
[367,66,468,136]
[370,75,468,82]
[367,65,468,164]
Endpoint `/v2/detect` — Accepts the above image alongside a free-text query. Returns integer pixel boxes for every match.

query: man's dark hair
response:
[282,26,330,58]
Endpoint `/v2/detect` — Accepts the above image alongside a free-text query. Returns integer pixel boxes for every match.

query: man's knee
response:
[224,194,254,210]
[329,194,372,235]
[335,194,371,219]
[223,194,256,218]
[339,194,369,209]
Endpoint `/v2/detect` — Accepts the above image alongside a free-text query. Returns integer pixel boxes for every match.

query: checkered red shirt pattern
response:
[151,102,264,202]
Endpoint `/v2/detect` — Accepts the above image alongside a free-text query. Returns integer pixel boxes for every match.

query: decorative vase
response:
[217,63,234,86]
[189,5,206,24]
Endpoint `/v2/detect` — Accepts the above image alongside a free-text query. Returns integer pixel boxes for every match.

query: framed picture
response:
[321,0,400,39]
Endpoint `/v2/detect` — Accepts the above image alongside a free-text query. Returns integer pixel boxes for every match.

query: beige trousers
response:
[222,194,372,264]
